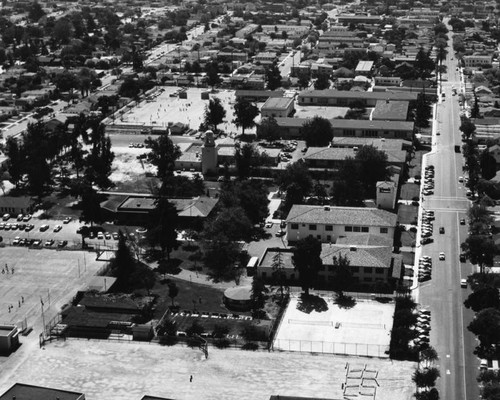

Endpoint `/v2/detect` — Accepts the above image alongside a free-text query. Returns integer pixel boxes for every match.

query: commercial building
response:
[261,97,295,118]
[297,89,417,107]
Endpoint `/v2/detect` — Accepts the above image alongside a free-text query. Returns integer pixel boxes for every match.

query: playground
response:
[0,339,415,400]
[109,87,259,136]
[273,294,394,357]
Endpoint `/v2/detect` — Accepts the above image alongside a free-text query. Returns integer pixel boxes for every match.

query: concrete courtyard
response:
[0,340,415,400]
[273,295,394,358]
[111,87,259,136]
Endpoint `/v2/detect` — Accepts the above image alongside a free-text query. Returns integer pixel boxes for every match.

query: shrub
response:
[158,335,178,346]
[241,325,268,341]
[214,339,231,349]
[241,342,259,351]
[213,323,230,339]
[186,321,205,336]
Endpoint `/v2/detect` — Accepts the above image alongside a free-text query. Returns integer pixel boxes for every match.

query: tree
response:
[298,72,311,89]
[271,249,287,299]
[331,157,364,206]
[355,145,391,197]
[85,132,114,189]
[292,236,322,295]
[460,118,476,140]
[234,143,257,180]
[205,206,253,242]
[419,346,439,368]
[250,276,266,313]
[468,308,500,357]
[79,184,104,226]
[302,116,333,147]
[257,116,281,141]
[265,61,282,90]
[53,18,74,45]
[167,281,179,306]
[28,1,45,22]
[109,231,136,292]
[145,135,181,179]
[464,286,500,312]
[461,235,496,273]
[277,160,312,212]
[233,98,260,136]
[412,367,440,388]
[203,97,226,133]
[480,151,497,180]
[314,73,330,90]
[205,62,221,89]
[147,196,179,260]
[331,253,353,298]
[414,47,435,78]
[219,180,269,225]
[415,93,432,128]
[202,233,245,281]
[4,136,25,188]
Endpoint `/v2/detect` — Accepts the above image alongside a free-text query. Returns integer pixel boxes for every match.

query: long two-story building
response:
[285,205,397,244]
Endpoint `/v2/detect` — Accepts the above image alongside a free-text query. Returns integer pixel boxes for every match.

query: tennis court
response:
[273,294,395,357]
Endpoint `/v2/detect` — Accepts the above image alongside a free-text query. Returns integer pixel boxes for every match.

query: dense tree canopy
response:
[302,116,334,147]
[292,236,322,295]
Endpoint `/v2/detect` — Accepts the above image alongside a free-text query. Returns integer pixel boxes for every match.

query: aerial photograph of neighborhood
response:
[0,0,499,398]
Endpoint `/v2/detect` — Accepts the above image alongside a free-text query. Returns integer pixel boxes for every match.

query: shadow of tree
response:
[334,294,356,309]
[296,293,329,314]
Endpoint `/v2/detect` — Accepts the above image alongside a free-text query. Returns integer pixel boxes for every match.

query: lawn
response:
[397,204,418,225]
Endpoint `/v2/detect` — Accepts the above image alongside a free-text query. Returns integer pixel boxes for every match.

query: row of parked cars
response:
[2,213,31,222]
[420,210,435,245]
[12,237,68,248]
[418,256,432,283]
[422,165,435,196]
[412,310,431,348]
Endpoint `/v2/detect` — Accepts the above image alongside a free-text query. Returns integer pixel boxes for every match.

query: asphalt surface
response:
[417,26,479,400]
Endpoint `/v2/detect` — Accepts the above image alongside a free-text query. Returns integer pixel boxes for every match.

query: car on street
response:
[439,252,445,260]
[275,230,285,237]
[458,176,464,183]
[421,237,434,245]
[439,227,445,234]
[460,218,466,225]
[460,279,467,288]
[40,224,49,232]
[265,222,273,228]
[460,253,466,262]
[53,225,62,232]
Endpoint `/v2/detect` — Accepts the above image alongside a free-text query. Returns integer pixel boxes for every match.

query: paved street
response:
[417,24,479,400]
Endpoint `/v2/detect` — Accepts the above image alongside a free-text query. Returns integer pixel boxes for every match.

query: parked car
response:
[275,230,285,237]
[97,232,104,240]
[12,237,20,245]
[460,253,466,262]
[57,240,68,248]
[63,217,72,224]
[112,232,119,240]
[460,279,467,288]
[460,219,466,225]
[439,227,445,234]
[105,233,112,240]
[439,252,445,260]
[16,214,24,221]
[22,214,32,222]
[2,213,10,221]
[45,239,55,247]
[39,224,49,232]
[54,225,62,232]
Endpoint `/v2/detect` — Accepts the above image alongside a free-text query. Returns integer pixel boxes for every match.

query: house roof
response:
[0,196,34,209]
[355,60,374,72]
[174,197,218,218]
[335,233,393,247]
[286,205,397,227]
[262,96,294,110]
[0,383,84,400]
[320,244,393,269]
[298,89,418,101]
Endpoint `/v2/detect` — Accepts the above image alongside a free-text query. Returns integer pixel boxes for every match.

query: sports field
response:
[273,295,394,357]
[0,247,103,330]
[112,87,258,135]
[0,340,415,400]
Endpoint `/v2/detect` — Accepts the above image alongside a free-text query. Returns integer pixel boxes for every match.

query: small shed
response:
[223,286,252,311]
[0,325,19,355]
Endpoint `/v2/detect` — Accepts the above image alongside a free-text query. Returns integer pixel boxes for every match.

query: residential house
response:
[285,205,397,244]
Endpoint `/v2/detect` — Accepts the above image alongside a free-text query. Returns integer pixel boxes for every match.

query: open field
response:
[273,296,394,358]
[0,247,104,329]
[0,340,415,400]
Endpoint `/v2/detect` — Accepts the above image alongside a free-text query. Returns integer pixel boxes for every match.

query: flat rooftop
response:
[0,383,84,400]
